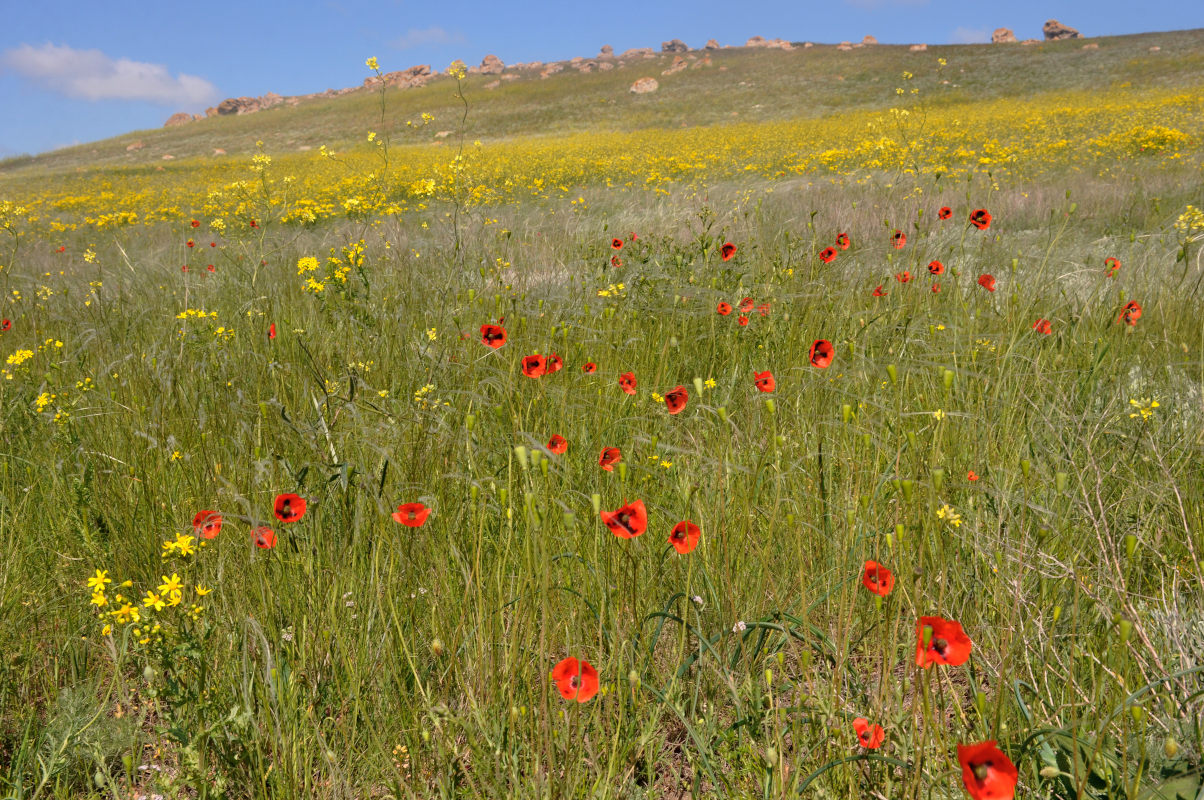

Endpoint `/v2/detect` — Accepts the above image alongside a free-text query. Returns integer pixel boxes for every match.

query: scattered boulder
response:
[483,79,501,89]
[992,27,1017,43]
[690,54,713,69]
[662,56,688,76]
[575,60,598,73]
[662,39,689,53]
[1043,19,1082,40]
[629,77,659,94]
[1149,45,1161,52]
[365,64,432,90]
[213,148,226,156]
[540,63,564,78]
[163,112,198,127]
[746,36,767,47]
[837,42,854,51]
[598,61,615,71]
[862,35,878,45]
[704,39,720,49]
[125,140,144,151]
[909,43,928,51]
[501,73,519,81]
[434,130,452,138]
[746,36,793,50]
[599,45,614,57]
[1020,38,1040,45]
[1081,42,1098,50]
[804,42,814,48]
[620,47,655,59]
[480,54,504,74]
[161,154,174,160]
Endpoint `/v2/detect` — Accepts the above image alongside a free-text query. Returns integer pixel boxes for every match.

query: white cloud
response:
[1,43,218,105]
[391,26,466,50]
[950,26,990,44]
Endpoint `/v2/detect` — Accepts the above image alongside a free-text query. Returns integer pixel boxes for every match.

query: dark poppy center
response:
[934,637,949,654]
[972,763,990,781]
[569,675,580,688]
[281,501,292,515]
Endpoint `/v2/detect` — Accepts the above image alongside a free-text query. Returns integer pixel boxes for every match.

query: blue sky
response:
[1,0,1200,156]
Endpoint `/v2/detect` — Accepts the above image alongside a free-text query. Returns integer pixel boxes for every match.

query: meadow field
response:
[1,32,1203,800]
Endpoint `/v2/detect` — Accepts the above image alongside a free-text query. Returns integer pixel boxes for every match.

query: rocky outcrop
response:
[1081,42,1098,50]
[620,47,655,59]
[125,141,144,151]
[163,112,201,127]
[540,63,564,79]
[575,60,598,73]
[837,42,854,51]
[704,39,720,49]
[599,45,614,57]
[629,77,659,94]
[662,56,688,76]
[992,27,1017,43]
[480,54,504,74]
[364,64,432,90]
[862,35,878,45]
[206,92,285,117]
[909,43,928,51]
[1043,19,1082,40]
[662,39,689,53]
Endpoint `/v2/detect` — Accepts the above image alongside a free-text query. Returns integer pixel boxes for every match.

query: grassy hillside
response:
[2,28,1202,175]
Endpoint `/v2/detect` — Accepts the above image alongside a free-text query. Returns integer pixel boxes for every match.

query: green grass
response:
[1,27,1203,800]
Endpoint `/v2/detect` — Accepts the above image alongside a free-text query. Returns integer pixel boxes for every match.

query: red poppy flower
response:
[547,435,568,454]
[754,370,775,392]
[546,353,564,374]
[938,206,952,220]
[853,718,885,749]
[186,239,195,248]
[55,246,66,253]
[872,286,887,297]
[977,274,996,292]
[668,520,700,554]
[819,247,837,263]
[629,232,639,241]
[274,493,307,523]
[664,385,688,415]
[969,209,992,230]
[717,302,732,316]
[209,242,216,248]
[181,265,189,272]
[809,339,834,369]
[756,303,771,317]
[253,526,277,549]
[250,219,259,229]
[599,447,622,471]
[600,499,646,538]
[932,283,941,293]
[958,741,1018,800]
[915,616,973,667]
[192,510,223,539]
[967,470,979,481]
[862,561,895,597]
[0,319,10,332]
[391,502,430,527]
[895,271,912,283]
[928,259,945,275]
[618,372,637,395]
[522,354,547,378]
[582,361,597,373]
[611,238,624,250]
[738,315,749,326]
[739,297,755,312]
[1118,300,1142,326]
[835,232,850,250]
[720,242,737,261]
[480,324,507,348]
[892,230,907,249]
[268,323,276,340]
[190,220,200,228]
[1105,257,1120,278]
[551,657,599,703]
[1032,318,1052,335]
[611,255,623,268]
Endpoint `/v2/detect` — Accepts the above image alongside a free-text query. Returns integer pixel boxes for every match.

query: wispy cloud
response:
[391,26,466,50]
[1,43,218,105]
[950,26,990,44]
